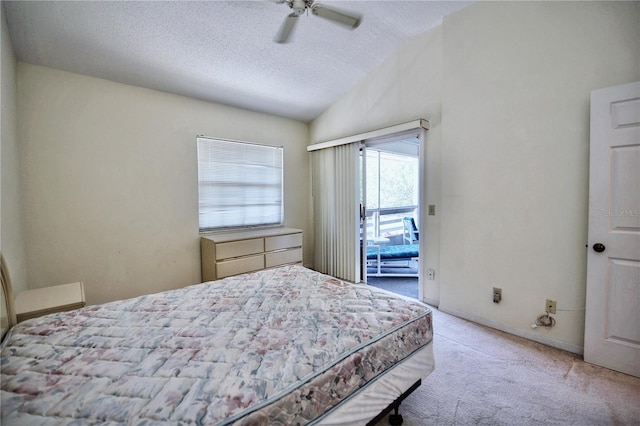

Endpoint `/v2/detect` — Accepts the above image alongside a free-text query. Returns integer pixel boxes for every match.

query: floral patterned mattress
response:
[1,265,433,425]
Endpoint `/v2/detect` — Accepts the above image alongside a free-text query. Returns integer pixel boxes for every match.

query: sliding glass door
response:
[308,120,428,296]
[361,133,421,282]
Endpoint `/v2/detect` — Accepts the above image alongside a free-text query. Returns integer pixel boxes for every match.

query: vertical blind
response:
[311,143,360,282]
[197,137,283,231]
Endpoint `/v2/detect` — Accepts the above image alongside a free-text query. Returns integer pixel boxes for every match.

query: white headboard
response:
[1,253,17,340]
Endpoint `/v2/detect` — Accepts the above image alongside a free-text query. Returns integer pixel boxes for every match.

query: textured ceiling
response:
[4,1,471,122]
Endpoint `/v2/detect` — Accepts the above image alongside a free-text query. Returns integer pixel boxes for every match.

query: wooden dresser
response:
[201,227,303,282]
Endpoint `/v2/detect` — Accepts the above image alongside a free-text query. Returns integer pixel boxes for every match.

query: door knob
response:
[593,243,606,253]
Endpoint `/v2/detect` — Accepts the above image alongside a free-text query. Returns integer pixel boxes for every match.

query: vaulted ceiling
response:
[4,1,471,122]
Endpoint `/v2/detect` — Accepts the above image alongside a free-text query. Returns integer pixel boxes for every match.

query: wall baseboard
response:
[438,306,584,355]
[422,297,439,308]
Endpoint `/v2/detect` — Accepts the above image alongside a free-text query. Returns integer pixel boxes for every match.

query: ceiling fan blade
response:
[274,13,298,43]
[311,5,361,30]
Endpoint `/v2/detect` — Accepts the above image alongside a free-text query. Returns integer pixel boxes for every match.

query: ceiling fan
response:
[274,0,362,44]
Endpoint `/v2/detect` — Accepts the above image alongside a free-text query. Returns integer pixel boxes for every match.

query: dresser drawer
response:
[216,238,264,260]
[265,247,303,268]
[201,227,302,281]
[265,233,302,252]
[216,254,265,279]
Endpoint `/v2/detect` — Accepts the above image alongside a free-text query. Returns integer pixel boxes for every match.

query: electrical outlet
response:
[493,287,502,303]
[427,268,435,280]
[546,299,557,314]
[428,205,436,216]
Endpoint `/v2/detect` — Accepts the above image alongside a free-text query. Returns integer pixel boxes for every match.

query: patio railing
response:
[361,205,417,243]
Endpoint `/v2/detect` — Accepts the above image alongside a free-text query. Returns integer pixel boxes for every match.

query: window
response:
[197,137,283,231]
[361,147,419,239]
[365,150,418,209]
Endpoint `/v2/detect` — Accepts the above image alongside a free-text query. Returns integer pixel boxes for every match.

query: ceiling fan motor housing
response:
[290,0,312,15]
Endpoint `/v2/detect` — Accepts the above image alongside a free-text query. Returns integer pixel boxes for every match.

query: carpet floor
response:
[375,307,640,425]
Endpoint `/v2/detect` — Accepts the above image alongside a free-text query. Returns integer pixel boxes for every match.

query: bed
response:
[1,264,434,425]
[366,244,419,277]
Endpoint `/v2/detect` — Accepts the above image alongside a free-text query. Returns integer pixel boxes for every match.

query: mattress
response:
[318,342,434,425]
[1,265,434,425]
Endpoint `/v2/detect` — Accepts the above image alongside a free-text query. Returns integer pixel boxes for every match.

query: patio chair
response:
[402,217,419,244]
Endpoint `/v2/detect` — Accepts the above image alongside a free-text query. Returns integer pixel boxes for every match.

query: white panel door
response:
[585,81,640,377]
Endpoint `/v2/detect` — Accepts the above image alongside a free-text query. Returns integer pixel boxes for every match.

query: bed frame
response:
[366,244,419,277]
[366,379,421,426]
[1,265,432,424]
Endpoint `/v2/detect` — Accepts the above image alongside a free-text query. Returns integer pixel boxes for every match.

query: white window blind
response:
[197,137,284,231]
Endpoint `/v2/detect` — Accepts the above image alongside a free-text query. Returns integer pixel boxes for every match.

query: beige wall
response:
[311,1,640,353]
[1,4,27,295]
[18,64,310,305]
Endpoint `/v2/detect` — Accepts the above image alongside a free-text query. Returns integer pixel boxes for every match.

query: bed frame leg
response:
[365,379,420,426]
[389,405,403,425]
